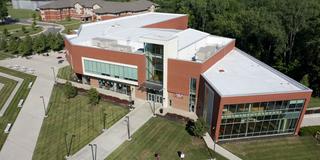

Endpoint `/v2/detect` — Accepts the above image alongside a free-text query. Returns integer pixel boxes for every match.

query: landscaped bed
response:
[32,84,129,160]
[57,65,74,81]
[0,66,36,149]
[106,117,226,160]
[0,76,17,110]
[221,136,320,160]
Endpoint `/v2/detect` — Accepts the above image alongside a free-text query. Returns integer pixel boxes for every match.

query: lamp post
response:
[65,133,76,158]
[89,143,97,160]
[102,113,107,132]
[40,96,47,117]
[125,116,131,140]
[212,127,216,152]
[51,67,56,83]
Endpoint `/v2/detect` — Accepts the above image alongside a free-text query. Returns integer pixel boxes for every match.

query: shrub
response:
[299,126,320,136]
[88,88,100,105]
[186,118,208,137]
[64,81,77,99]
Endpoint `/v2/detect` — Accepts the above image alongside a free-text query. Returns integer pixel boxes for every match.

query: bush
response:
[88,88,100,105]
[186,118,208,138]
[63,81,77,99]
[300,126,320,136]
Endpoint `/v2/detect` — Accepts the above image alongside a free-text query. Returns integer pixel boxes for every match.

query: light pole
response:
[65,133,76,158]
[51,67,56,83]
[212,127,216,152]
[89,143,97,160]
[40,96,48,117]
[125,116,131,140]
[102,113,107,132]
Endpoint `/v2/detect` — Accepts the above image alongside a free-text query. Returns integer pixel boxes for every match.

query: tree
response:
[300,74,310,87]
[0,37,7,51]
[32,20,37,30]
[64,81,77,99]
[32,34,47,54]
[7,37,20,54]
[88,88,100,105]
[3,28,9,37]
[0,1,8,22]
[18,35,33,56]
[21,26,27,33]
[186,118,208,137]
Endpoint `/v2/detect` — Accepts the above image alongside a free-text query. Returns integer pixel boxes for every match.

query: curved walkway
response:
[0,72,23,117]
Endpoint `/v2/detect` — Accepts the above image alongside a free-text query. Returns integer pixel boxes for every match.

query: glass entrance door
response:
[147,93,162,104]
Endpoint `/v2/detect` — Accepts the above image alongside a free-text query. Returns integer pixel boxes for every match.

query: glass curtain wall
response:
[219,100,305,140]
[144,43,164,84]
[83,59,138,82]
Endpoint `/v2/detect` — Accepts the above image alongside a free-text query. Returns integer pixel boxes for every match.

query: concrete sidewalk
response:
[0,72,23,117]
[68,100,155,160]
[203,133,242,160]
[0,53,67,160]
[301,113,320,127]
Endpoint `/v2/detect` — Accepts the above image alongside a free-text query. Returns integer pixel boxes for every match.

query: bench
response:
[4,123,12,134]
[28,82,33,89]
[18,99,24,108]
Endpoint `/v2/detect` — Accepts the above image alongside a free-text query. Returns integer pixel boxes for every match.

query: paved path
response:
[203,133,242,160]
[0,53,68,160]
[0,73,23,117]
[0,83,3,90]
[301,113,320,127]
[69,100,155,160]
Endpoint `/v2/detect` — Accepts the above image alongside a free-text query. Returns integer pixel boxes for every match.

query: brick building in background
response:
[64,12,312,142]
[38,0,158,22]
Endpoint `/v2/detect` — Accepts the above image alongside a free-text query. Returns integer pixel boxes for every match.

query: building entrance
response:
[147,93,163,104]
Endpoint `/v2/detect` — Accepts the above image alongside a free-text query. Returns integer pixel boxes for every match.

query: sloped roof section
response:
[39,0,158,14]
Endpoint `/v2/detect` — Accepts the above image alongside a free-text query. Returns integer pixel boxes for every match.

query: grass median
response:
[33,84,129,160]
[0,76,17,110]
[0,66,36,149]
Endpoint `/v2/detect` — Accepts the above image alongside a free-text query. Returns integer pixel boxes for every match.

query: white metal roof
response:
[202,48,310,97]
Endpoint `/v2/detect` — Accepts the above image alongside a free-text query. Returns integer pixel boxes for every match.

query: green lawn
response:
[33,85,129,160]
[0,66,36,149]
[0,76,17,110]
[0,51,15,60]
[56,19,82,33]
[57,65,74,81]
[0,24,27,31]
[107,117,226,160]
[8,6,40,20]
[309,97,320,108]
[221,136,320,160]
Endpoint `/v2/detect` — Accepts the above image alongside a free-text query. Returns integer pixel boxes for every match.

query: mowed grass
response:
[0,66,36,149]
[309,97,320,108]
[107,117,226,160]
[57,65,74,80]
[8,6,40,20]
[56,19,82,33]
[0,76,17,110]
[221,136,320,160]
[33,85,129,160]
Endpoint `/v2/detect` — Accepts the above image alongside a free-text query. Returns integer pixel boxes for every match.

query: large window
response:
[83,59,138,82]
[219,100,304,140]
[145,43,163,83]
[189,78,197,112]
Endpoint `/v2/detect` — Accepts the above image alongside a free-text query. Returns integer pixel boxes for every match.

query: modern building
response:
[38,0,158,22]
[64,12,312,142]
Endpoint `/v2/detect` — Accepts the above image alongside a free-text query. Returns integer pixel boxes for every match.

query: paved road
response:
[301,113,320,127]
[19,19,64,35]
[0,53,68,160]
[69,100,155,160]
[0,72,23,117]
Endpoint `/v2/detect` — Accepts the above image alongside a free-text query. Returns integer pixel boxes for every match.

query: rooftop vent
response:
[195,45,220,61]
[219,69,225,73]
